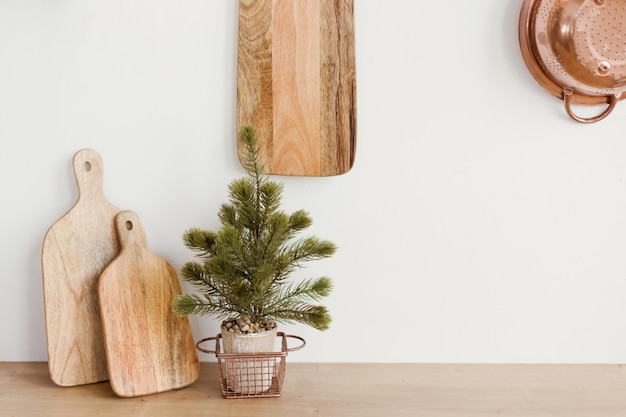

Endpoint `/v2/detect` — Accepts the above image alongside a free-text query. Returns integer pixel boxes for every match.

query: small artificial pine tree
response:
[173,125,336,331]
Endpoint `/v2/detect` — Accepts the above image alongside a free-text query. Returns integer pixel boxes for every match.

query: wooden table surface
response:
[2,362,626,416]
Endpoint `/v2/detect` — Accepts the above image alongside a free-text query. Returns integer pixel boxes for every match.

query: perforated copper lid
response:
[519,0,626,122]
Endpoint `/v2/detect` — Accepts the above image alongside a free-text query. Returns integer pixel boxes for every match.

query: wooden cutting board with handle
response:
[237,0,356,176]
[41,149,120,387]
[98,210,199,397]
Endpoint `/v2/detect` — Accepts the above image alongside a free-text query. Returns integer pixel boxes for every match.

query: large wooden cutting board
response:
[237,0,356,176]
[98,211,199,397]
[41,149,120,387]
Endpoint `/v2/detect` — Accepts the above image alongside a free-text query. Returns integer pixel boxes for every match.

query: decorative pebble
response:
[221,316,278,335]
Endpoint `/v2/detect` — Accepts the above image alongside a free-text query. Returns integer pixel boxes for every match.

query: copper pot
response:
[519,0,626,123]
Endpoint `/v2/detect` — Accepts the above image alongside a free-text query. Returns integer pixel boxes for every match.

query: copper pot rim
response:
[518,0,626,106]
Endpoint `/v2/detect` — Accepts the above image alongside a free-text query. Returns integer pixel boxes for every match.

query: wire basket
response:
[196,332,305,399]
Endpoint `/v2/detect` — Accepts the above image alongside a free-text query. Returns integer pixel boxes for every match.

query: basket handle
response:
[196,336,219,355]
[196,333,306,355]
[563,89,620,124]
[284,334,306,352]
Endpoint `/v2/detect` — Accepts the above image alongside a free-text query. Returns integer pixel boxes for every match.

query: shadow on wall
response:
[29,241,47,361]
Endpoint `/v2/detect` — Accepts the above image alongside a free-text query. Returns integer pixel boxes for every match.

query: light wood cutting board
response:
[98,211,199,397]
[41,149,120,387]
[237,0,356,176]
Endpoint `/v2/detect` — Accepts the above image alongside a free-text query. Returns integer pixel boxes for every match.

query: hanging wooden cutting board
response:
[237,0,356,176]
[41,149,120,387]
[98,211,199,397]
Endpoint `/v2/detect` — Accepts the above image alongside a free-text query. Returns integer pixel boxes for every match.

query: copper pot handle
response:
[563,89,620,124]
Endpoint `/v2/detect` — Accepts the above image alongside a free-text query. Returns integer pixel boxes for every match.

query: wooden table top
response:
[2,362,626,416]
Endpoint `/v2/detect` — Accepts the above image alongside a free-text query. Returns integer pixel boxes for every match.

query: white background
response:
[3,0,626,363]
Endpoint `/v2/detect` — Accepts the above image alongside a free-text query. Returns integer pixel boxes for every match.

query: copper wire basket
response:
[196,332,305,399]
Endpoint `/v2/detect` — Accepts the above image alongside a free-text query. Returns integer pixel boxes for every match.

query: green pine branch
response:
[172,125,336,332]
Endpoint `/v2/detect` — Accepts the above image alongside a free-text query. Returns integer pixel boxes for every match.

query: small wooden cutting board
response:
[237,0,356,176]
[41,149,120,387]
[98,211,199,397]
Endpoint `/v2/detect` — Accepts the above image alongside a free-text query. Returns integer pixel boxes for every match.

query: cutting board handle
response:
[115,210,149,250]
[72,149,106,200]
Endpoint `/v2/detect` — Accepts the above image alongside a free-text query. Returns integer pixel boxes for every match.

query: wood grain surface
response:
[237,0,356,176]
[98,211,199,397]
[5,362,626,417]
[41,149,120,387]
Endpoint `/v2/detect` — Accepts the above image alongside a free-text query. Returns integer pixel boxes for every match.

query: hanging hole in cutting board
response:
[83,161,92,172]
[125,221,133,231]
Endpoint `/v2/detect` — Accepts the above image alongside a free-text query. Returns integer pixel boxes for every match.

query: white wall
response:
[3,0,626,364]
